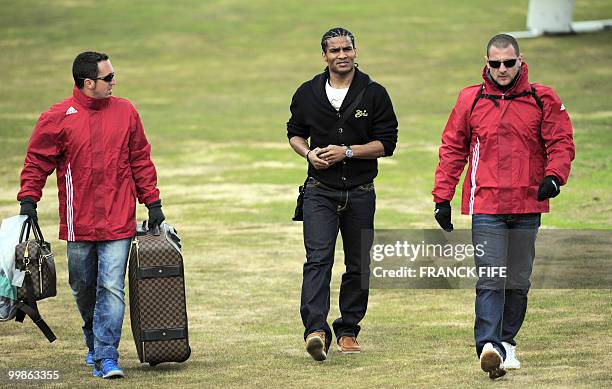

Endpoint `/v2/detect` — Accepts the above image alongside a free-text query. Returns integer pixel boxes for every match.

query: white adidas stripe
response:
[65,163,75,241]
[469,137,480,215]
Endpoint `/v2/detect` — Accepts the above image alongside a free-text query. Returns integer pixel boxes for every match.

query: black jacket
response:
[287,67,398,190]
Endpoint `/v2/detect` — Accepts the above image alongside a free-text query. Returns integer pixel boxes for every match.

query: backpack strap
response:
[471,83,543,114]
[467,83,544,148]
[529,85,544,111]
[470,84,485,114]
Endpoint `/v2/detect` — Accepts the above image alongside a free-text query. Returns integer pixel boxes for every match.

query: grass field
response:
[1,0,611,387]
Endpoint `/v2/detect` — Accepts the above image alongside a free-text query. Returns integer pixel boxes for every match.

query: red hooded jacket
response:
[18,87,160,241]
[433,63,575,214]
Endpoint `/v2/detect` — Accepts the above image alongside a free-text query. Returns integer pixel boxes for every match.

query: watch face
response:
[346,148,353,158]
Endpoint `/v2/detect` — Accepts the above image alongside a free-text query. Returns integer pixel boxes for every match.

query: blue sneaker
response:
[85,350,95,366]
[93,358,125,379]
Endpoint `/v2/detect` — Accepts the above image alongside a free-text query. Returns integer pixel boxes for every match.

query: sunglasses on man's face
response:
[94,73,115,82]
[487,59,518,69]
[81,73,115,83]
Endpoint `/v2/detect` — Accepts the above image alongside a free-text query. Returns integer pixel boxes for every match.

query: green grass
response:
[0,0,611,387]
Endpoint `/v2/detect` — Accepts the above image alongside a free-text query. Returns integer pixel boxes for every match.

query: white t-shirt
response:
[325,80,349,111]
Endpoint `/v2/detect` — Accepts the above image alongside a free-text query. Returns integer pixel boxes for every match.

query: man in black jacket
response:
[287,27,398,361]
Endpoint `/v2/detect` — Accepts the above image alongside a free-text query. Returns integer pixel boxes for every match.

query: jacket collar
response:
[312,67,371,112]
[482,62,530,95]
[72,86,111,110]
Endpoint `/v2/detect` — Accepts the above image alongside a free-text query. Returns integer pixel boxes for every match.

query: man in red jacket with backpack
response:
[18,51,165,379]
[433,34,575,379]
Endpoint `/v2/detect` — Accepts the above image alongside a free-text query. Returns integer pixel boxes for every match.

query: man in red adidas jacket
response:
[432,35,574,379]
[17,52,165,379]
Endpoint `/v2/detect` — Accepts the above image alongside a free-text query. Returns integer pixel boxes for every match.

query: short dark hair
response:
[321,27,355,53]
[486,34,520,57]
[72,51,109,89]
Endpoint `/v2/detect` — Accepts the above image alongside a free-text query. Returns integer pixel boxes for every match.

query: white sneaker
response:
[502,342,521,369]
[480,343,506,379]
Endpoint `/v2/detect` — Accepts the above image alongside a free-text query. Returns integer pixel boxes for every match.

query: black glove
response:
[537,176,561,201]
[146,199,165,228]
[19,196,38,221]
[434,201,454,232]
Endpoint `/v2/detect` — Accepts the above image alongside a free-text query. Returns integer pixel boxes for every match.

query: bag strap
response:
[30,218,45,242]
[470,83,543,114]
[470,84,485,114]
[529,85,544,111]
[15,303,56,343]
[468,83,544,145]
[15,302,57,343]
[16,272,38,321]
[19,219,31,242]
[14,273,56,343]
[18,218,45,243]
[335,78,374,129]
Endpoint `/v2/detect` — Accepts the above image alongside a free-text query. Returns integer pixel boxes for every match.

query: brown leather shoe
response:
[337,336,361,353]
[305,331,327,361]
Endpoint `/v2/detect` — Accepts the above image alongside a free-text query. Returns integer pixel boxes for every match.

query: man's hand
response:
[307,147,330,170]
[537,176,561,201]
[317,145,347,164]
[19,196,38,221]
[146,199,165,228]
[434,201,453,232]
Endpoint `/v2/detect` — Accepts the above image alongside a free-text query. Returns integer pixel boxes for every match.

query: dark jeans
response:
[300,177,375,349]
[472,213,541,359]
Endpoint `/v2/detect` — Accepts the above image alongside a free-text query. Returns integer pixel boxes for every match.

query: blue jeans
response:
[67,239,131,361]
[472,214,541,359]
[300,177,376,350]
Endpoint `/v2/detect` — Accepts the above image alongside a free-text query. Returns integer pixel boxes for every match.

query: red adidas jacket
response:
[18,86,160,241]
[433,63,575,214]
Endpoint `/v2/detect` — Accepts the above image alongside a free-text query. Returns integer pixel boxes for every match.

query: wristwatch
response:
[345,146,353,158]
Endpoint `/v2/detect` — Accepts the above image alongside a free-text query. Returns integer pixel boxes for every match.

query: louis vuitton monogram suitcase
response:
[128,221,190,366]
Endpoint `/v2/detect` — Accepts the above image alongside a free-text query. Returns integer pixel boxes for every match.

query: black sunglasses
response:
[80,73,115,82]
[94,72,115,82]
[487,59,518,69]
